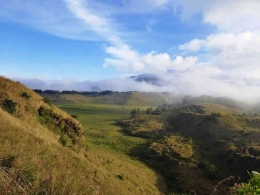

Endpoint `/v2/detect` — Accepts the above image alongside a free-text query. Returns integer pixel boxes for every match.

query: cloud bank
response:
[2,0,260,102]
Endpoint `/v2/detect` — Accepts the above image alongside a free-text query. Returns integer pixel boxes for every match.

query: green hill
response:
[42,92,177,106]
[3,76,259,194]
[0,77,167,195]
[117,103,260,194]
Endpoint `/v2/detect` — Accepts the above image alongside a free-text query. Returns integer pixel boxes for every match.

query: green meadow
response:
[55,102,155,154]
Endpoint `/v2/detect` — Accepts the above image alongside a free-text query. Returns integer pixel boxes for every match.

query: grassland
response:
[54,102,155,154]
[0,77,168,195]
[3,76,260,194]
[43,92,176,106]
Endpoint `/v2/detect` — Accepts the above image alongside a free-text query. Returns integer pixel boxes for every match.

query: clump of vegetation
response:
[38,106,84,148]
[152,107,163,115]
[117,174,124,181]
[118,115,164,138]
[59,134,68,146]
[146,107,153,114]
[233,171,260,194]
[198,161,218,179]
[211,112,221,118]
[2,99,17,114]
[71,114,78,119]
[42,97,52,106]
[151,105,169,115]
[20,92,31,99]
[130,108,140,117]
[1,154,16,169]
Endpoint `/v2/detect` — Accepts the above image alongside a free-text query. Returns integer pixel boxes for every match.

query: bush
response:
[131,108,140,118]
[211,112,221,118]
[71,114,78,119]
[2,99,17,114]
[146,108,153,114]
[20,92,31,99]
[152,108,161,115]
[117,174,124,180]
[198,161,217,179]
[198,161,209,169]
[43,97,52,106]
[204,164,217,179]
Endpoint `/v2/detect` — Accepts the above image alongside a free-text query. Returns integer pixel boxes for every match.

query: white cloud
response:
[174,0,260,32]
[180,31,260,73]
[104,47,197,72]
[63,0,123,45]
[0,0,105,41]
[143,52,197,71]
[105,44,139,61]
[3,0,260,103]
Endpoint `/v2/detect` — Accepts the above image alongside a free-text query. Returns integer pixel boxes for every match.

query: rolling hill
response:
[118,103,260,194]
[41,91,179,106]
[2,76,260,194]
[0,76,167,195]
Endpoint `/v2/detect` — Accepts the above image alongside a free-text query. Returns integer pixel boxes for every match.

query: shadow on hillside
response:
[113,120,170,194]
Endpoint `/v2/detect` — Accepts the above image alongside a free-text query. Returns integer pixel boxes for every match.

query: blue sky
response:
[0,0,213,80]
[1,0,260,102]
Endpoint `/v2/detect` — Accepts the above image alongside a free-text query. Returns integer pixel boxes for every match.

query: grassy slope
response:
[167,104,260,181]
[0,77,167,195]
[113,103,260,194]
[34,85,260,194]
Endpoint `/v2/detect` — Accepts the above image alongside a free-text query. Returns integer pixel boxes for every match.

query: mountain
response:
[130,73,164,86]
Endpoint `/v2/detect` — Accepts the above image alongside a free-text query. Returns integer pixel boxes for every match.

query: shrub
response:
[2,99,17,114]
[198,161,209,169]
[204,164,217,179]
[234,171,260,194]
[43,97,52,106]
[71,114,78,119]
[198,161,217,179]
[152,107,163,115]
[59,135,67,146]
[20,92,31,99]
[117,174,124,180]
[211,112,221,118]
[131,108,140,118]
[38,106,52,117]
[146,108,153,114]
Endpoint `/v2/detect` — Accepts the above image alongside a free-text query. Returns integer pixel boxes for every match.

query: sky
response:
[1,0,260,102]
